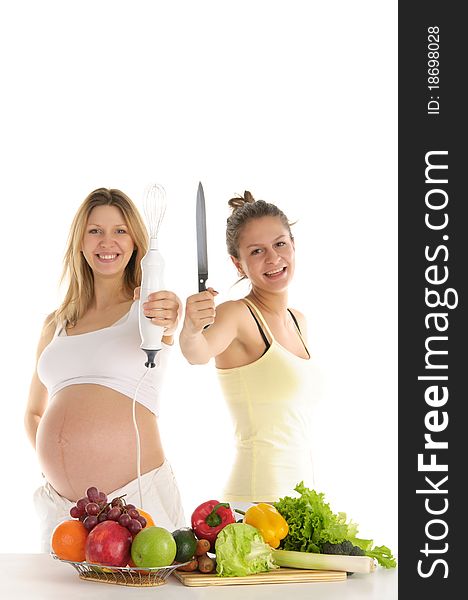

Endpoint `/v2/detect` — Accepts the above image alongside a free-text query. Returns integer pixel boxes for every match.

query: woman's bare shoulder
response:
[38,311,58,348]
[216,299,250,317]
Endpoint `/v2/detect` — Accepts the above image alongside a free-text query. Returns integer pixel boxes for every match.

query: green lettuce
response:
[274,482,396,569]
[215,523,278,577]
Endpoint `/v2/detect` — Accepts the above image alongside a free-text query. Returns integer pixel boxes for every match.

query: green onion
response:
[272,549,376,574]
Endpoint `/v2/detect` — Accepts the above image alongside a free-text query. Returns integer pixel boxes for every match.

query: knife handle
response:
[198,275,211,329]
[198,274,208,293]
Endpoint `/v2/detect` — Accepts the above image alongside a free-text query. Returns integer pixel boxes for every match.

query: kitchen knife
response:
[196,181,208,292]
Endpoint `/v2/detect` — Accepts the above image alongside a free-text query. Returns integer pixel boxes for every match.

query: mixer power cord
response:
[132,366,153,510]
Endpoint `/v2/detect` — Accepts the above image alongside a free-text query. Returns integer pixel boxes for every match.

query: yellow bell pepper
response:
[243,503,289,548]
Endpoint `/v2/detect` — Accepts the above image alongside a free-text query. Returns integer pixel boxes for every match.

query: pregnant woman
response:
[180,191,318,505]
[24,188,185,551]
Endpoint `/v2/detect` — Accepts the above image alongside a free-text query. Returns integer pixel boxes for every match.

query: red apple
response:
[85,521,132,567]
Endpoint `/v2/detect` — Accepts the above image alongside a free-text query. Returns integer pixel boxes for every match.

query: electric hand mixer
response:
[139,183,167,367]
[132,183,167,509]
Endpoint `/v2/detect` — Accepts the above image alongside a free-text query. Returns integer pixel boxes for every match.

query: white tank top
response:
[37,301,170,416]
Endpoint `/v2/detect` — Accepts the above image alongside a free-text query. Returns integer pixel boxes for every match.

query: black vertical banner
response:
[399,3,465,597]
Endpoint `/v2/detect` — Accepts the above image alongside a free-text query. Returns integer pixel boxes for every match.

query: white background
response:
[0,0,397,555]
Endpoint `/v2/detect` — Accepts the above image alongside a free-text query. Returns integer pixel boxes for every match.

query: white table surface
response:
[0,553,397,600]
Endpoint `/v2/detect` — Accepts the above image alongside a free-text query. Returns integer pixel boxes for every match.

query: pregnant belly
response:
[36,384,164,502]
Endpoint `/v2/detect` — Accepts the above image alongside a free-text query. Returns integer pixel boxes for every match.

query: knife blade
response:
[196,181,208,292]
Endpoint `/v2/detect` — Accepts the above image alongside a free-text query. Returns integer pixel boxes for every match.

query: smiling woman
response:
[82,207,135,274]
[24,188,186,551]
[179,191,319,504]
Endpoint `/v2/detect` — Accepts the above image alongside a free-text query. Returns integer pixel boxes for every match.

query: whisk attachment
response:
[143,183,167,249]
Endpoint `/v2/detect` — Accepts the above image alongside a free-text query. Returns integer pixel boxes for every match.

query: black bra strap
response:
[246,306,270,353]
[287,308,301,333]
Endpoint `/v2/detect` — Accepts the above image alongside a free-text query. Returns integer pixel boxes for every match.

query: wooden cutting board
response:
[173,567,347,587]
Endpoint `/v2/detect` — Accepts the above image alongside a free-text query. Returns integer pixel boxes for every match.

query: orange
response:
[51,519,88,562]
[136,508,155,527]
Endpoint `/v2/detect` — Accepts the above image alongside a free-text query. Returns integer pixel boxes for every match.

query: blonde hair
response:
[54,188,148,327]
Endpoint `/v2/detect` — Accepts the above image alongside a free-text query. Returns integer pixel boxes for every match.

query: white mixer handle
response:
[139,249,165,362]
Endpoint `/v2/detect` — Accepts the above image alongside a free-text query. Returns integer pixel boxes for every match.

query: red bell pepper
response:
[191,500,236,546]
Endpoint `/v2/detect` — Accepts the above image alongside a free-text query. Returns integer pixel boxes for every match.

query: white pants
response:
[34,459,186,553]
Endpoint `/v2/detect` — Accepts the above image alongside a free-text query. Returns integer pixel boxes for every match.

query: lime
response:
[172,527,198,562]
[131,526,177,568]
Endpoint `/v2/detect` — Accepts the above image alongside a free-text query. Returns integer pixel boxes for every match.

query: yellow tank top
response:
[216,298,317,502]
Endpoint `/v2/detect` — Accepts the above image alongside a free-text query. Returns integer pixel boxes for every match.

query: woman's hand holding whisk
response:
[134,287,182,337]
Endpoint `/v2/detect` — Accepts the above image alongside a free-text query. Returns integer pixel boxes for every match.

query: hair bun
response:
[228,190,256,212]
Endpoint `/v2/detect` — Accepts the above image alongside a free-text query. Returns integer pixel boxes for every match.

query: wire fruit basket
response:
[51,553,187,587]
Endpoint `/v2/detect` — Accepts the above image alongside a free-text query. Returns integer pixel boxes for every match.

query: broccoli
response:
[321,540,365,556]
[321,541,365,575]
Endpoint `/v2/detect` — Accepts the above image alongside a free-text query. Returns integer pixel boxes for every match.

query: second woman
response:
[179,191,318,504]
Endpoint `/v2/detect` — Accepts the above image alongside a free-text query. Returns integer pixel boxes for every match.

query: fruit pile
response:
[51,486,217,573]
[52,485,175,569]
